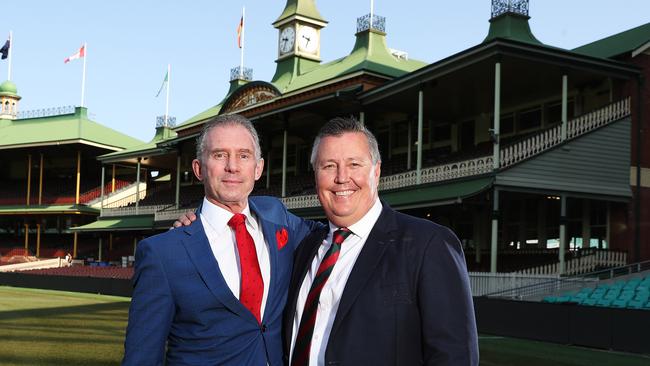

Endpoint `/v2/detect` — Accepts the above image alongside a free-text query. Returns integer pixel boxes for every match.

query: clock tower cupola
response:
[271,0,327,85]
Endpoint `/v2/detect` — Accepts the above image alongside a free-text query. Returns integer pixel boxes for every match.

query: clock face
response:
[279,27,295,54]
[298,26,318,54]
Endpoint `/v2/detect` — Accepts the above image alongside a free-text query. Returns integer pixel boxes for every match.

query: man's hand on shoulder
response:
[172,211,197,228]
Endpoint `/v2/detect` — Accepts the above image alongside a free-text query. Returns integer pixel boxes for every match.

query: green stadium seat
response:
[604,289,620,300]
[619,290,635,300]
[610,281,625,290]
[634,291,649,301]
[627,299,646,309]
[542,296,558,303]
[596,298,613,307]
[611,299,629,308]
[568,297,584,304]
[582,298,598,306]
[574,292,590,299]
[623,281,639,290]
[589,290,605,299]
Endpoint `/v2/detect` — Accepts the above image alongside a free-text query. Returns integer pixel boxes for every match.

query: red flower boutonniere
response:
[276,227,288,250]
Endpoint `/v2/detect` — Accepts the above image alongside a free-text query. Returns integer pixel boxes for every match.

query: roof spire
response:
[273,0,326,27]
[484,0,542,45]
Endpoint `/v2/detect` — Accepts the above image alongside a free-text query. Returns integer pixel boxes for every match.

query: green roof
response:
[274,0,326,26]
[573,22,650,58]
[0,107,143,151]
[71,216,155,232]
[99,125,177,162]
[483,13,542,45]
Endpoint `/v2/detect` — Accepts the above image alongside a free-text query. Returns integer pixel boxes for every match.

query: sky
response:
[3,0,649,142]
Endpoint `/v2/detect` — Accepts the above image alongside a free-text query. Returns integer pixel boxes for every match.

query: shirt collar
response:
[201,197,258,234]
[327,198,382,240]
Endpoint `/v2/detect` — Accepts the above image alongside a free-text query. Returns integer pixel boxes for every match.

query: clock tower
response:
[271,0,327,86]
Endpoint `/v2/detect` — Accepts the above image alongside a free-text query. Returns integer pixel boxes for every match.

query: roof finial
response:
[491,0,529,19]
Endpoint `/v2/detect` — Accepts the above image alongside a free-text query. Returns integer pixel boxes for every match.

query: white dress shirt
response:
[200,197,270,320]
[289,198,383,366]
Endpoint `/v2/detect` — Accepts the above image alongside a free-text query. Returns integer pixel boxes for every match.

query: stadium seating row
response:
[543,275,650,310]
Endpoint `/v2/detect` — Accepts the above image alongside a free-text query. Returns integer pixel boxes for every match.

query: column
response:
[38,153,44,205]
[537,198,547,249]
[26,154,32,205]
[417,90,424,184]
[98,237,103,262]
[281,129,288,197]
[473,209,482,264]
[75,151,81,204]
[490,188,500,273]
[175,155,181,209]
[559,194,567,274]
[407,120,412,170]
[100,165,105,216]
[561,75,568,140]
[111,164,116,193]
[493,62,501,170]
[36,223,41,257]
[581,200,591,249]
[24,223,29,255]
[135,158,141,214]
[73,231,78,259]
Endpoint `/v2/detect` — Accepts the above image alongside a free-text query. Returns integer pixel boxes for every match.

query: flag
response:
[64,45,85,64]
[237,16,244,48]
[0,39,9,60]
[155,70,168,97]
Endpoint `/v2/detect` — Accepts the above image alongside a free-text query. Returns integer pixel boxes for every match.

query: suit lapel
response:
[181,217,256,324]
[329,203,397,338]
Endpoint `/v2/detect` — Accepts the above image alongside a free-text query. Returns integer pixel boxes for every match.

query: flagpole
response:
[7,31,13,81]
[165,64,170,125]
[370,0,374,28]
[240,6,245,79]
[80,42,87,107]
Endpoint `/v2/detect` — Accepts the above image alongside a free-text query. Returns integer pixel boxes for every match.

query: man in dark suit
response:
[284,117,479,366]
[122,114,320,365]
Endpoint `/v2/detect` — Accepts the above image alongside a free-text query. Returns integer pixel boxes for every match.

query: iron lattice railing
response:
[230,66,253,81]
[356,14,386,33]
[491,0,529,18]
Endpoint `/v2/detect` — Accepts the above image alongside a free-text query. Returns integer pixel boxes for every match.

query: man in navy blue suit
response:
[122,114,320,366]
[284,117,479,366]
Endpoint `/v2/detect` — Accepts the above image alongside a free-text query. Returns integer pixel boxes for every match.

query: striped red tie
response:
[228,213,264,324]
[291,227,352,366]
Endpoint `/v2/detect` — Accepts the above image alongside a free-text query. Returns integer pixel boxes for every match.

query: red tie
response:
[291,228,352,366]
[228,213,264,324]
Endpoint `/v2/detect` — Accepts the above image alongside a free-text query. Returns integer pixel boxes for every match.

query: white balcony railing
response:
[500,98,630,168]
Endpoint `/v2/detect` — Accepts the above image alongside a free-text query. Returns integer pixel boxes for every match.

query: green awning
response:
[71,216,155,232]
[0,204,99,215]
[382,176,494,209]
[289,176,494,217]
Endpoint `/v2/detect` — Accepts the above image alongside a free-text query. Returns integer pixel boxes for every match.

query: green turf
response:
[479,336,650,366]
[0,286,130,366]
[0,286,648,365]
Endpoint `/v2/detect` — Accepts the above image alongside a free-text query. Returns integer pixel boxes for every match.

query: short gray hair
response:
[310,116,381,168]
[196,114,262,162]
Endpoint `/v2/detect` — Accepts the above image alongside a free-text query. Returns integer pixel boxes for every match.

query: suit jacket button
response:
[261,324,267,332]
